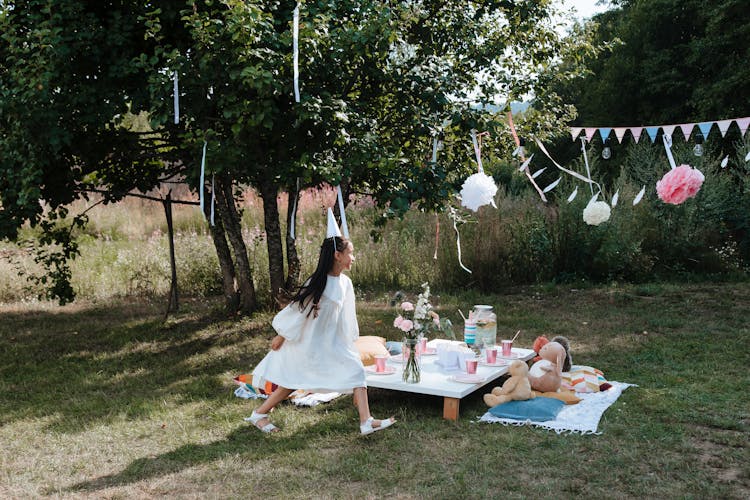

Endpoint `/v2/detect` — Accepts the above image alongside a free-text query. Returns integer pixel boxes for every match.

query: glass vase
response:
[401,338,421,383]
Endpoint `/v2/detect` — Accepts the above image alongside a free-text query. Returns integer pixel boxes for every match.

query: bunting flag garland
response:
[293,3,300,103]
[571,116,749,145]
[173,71,179,124]
[335,184,349,238]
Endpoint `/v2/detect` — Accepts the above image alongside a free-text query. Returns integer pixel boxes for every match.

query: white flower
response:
[460,172,498,211]
[583,201,611,226]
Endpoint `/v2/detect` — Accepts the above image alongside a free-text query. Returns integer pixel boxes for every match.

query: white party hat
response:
[326,207,342,238]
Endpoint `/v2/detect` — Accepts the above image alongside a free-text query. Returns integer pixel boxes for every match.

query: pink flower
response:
[656,164,705,205]
[393,315,404,328]
[401,301,414,311]
[399,319,414,332]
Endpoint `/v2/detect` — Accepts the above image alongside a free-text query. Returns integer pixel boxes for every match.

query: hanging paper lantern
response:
[583,201,611,226]
[460,172,497,211]
[656,164,704,205]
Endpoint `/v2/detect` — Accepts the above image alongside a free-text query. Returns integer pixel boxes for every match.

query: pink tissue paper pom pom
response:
[401,301,414,311]
[656,164,705,205]
[393,315,404,328]
[399,319,414,332]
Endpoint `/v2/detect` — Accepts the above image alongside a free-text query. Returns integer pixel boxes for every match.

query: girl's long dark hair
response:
[291,236,349,316]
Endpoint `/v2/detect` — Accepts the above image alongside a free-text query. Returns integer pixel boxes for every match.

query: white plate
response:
[479,359,508,367]
[365,365,396,375]
[449,374,487,384]
[498,350,523,359]
[420,348,437,356]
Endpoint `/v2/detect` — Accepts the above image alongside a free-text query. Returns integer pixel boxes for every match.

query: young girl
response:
[248,217,395,435]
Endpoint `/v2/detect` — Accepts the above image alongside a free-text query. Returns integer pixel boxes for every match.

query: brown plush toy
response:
[483,360,535,407]
[528,341,566,393]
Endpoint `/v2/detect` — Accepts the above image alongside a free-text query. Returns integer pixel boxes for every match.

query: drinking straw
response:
[458,309,467,322]
[511,330,521,343]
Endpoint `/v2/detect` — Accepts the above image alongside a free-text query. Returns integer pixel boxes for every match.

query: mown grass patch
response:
[1,283,748,498]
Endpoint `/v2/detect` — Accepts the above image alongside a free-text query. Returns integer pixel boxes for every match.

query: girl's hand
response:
[271,335,285,351]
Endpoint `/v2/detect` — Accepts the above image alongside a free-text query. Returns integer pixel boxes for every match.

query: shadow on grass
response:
[0,299,273,432]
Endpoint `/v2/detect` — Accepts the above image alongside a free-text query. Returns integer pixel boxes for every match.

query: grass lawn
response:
[1,282,748,498]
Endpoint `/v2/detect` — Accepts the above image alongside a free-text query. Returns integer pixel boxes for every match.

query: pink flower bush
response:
[401,301,414,311]
[656,164,705,205]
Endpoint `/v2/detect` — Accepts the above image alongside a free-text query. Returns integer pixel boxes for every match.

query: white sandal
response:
[245,411,279,433]
[360,416,396,435]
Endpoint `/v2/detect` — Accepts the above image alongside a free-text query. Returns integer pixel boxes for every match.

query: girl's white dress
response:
[252,273,366,393]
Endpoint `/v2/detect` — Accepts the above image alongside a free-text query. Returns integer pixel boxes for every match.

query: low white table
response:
[365,344,535,421]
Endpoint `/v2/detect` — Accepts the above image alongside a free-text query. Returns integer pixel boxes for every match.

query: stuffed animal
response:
[531,335,549,363]
[528,341,566,393]
[483,360,535,407]
[551,335,572,372]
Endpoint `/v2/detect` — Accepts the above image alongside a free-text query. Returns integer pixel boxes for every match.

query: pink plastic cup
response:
[418,337,428,354]
[374,355,388,373]
[466,358,478,374]
[501,340,513,357]
[486,347,497,364]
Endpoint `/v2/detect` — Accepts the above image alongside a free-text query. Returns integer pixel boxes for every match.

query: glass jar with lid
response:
[473,305,497,349]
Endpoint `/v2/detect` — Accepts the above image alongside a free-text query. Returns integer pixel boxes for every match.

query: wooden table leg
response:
[443,397,460,421]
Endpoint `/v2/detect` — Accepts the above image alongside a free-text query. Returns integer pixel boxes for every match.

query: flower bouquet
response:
[393,282,446,383]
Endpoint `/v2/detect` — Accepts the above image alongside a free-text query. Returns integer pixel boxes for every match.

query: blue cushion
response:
[488,397,565,422]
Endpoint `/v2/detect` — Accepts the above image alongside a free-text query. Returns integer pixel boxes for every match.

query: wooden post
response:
[443,397,460,421]
[163,191,179,316]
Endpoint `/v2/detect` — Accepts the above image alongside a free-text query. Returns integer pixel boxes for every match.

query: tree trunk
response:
[259,177,285,308]
[163,192,179,317]
[216,174,257,314]
[206,194,240,314]
[284,183,301,295]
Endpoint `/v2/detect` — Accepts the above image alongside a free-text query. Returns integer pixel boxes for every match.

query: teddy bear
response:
[483,360,535,407]
[528,341,566,393]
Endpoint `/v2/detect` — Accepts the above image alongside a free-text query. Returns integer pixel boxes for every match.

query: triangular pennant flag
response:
[614,127,628,143]
[599,128,612,141]
[662,125,677,139]
[645,126,659,143]
[570,127,583,141]
[717,119,733,137]
[697,122,713,138]
[631,127,643,144]
[584,128,597,142]
[736,117,750,136]
[678,123,694,141]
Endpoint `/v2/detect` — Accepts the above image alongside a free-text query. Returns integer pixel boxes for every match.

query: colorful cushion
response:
[354,336,390,366]
[488,397,566,422]
[562,365,608,393]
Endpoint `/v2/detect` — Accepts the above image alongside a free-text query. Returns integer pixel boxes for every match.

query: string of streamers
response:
[173,71,179,124]
[534,137,603,195]
[293,3,300,103]
[662,135,677,169]
[450,208,472,274]
[470,129,484,173]
[289,178,299,239]
[335,185,350,238]
[507,112,547,202]
[210,174,215,226]
[432,137,440,260]
[199,141,207,215]
[580,138,594,195]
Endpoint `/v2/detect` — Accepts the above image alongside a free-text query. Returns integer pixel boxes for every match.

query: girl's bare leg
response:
[353,387,392,429]
[253,386,294,430]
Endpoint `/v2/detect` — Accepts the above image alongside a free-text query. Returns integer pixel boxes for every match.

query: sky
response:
[559,0,613,21]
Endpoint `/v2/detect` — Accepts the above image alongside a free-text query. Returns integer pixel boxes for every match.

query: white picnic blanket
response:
[234,385,342,407]
[478,381,635,434]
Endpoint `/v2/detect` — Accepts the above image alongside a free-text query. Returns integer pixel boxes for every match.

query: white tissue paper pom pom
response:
[583,201,611,226]
[460,172,498,212]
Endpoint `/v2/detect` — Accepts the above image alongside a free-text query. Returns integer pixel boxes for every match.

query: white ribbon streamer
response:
[432,137,439,163]
[293,3,300,103]
[289,177,299,239]
[173,71,179,124]
[662,135,677,170]
[199,141,207,215]
[335,185,349,239]
[452,215,472,274]
[470,129,484,173]
[210,174,215,226]
[580,137,594,195]
[535,137,602,193]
